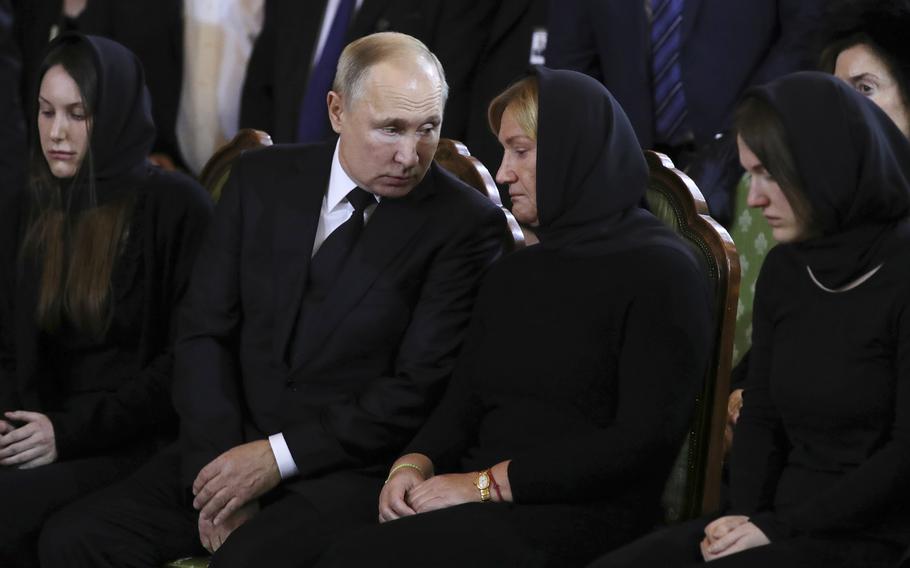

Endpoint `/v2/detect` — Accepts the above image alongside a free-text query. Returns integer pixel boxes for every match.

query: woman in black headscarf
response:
[0,33,211,564]
[313,67,712,567]
[590,71,910,568]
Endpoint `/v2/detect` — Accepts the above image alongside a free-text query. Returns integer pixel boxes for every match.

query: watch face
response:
[477,472,490,489]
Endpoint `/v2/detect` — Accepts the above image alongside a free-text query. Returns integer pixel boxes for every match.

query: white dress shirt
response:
[268,140,378,479]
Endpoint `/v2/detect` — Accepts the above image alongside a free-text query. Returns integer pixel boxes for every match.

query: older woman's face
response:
[835,43,910,138]
[496,104,538,225]
[38,64,90,179]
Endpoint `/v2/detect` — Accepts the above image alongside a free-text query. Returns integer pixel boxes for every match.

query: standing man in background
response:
[240,0,496,144]
[546,0,824,225]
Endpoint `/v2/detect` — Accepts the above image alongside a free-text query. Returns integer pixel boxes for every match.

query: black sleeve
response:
[173,162,249,487]
[729,253,791,519]
[507,257,712,504]
[402,286,492,472]
[239,0,277,133]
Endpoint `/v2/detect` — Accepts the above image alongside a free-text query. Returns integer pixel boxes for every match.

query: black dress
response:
[317,66,712,568]
[588,72,910,568]
[0,169,212,557]
[0,32,212,564]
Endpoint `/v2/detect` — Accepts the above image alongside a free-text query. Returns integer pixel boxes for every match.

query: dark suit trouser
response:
[0,453,143,567]
[38,447,383,568]
[317,501,638,568]
[586,516,903,568]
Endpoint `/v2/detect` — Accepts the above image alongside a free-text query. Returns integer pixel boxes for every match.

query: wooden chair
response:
[433,138,532,251]
[197,129,273,202]
[644,150,740,522]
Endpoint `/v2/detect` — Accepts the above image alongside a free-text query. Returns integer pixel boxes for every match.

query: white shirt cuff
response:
[268,433,299,479]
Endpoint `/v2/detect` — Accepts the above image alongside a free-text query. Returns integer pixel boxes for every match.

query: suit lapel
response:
[288,168,439,376]
[272,144,334,367]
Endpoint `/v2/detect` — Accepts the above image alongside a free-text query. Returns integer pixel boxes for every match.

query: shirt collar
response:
[326,139,360,211]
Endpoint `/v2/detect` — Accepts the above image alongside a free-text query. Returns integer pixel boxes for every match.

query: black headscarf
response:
[532,66,674,256]
[37,32,155,208]
[747,71,910,288]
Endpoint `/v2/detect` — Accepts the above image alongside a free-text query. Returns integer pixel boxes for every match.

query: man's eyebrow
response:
[375,115,442,127]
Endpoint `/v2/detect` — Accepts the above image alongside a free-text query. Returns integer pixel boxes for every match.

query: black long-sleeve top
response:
[731,234,910,545]
[0,169,212,459]
[406,241,711,520]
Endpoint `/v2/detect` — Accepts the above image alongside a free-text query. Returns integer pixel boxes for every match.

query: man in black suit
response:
[38,32,504,567]
[546,0,824,224]
[240,0,496,144]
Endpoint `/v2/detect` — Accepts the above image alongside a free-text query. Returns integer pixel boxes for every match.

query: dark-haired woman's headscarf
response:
[531,66,674,256]
[747,71,910,288]
[37,32,155,207]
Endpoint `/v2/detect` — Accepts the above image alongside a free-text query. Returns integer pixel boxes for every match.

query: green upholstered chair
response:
[644,150,740,523]
[434,138,533,251]
[197,128,273,202]
[728,174,776,367]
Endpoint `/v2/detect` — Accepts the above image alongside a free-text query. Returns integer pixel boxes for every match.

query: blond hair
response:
[488,76,539,140]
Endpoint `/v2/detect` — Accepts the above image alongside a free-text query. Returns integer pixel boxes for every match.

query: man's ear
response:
[327,91,344,134]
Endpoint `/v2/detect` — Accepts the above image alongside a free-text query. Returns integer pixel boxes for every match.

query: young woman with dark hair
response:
[589,71,910,568]
[0,32,211,565]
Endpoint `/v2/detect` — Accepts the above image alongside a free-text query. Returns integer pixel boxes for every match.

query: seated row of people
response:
[1,29,909,568]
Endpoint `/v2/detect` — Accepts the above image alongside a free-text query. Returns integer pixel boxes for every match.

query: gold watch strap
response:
[475,469,492,502]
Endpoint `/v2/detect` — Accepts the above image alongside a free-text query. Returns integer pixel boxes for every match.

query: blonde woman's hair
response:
[488,76,539,140]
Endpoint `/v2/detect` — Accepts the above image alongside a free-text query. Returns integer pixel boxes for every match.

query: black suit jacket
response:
[239,0,496,144]
[174,142,504,489]
[462,0,548,198]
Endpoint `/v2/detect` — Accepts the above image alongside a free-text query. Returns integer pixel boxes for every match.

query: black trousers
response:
[586,516,904,568]
[316,501,640,568]
[0,453,143,567]
[38,446,383,568]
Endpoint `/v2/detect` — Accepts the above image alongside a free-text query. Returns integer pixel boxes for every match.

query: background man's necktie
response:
[650,0,689,146]
[296,0,356,143]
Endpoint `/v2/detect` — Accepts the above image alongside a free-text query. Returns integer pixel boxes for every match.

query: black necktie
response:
[307,187,376,296]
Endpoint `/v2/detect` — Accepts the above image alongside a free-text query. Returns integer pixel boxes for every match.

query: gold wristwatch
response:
[475,469,492,502]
